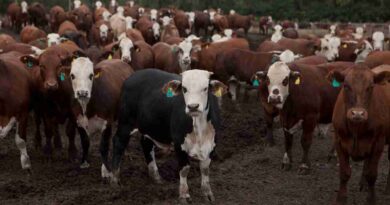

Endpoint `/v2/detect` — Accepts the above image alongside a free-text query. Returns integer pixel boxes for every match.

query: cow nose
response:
[122,56,131,63]
[45,81,58,90]
[77,90,89,98]
[272,89,279,95]
[187,104,199,112]
[268,95,281,105]
[349,108,367,122]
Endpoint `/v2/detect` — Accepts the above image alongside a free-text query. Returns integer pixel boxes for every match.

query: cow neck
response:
[77,98,90,116]
[191,98,210,137]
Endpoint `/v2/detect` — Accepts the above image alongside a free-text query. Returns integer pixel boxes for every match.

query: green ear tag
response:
[60,73,65,81]
[252,79,260,87]
[166,87,174,98]
[27,61,33,68]
[332,78,340,88]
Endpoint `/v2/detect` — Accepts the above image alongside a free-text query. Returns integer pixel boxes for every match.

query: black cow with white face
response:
[109,69,227,203]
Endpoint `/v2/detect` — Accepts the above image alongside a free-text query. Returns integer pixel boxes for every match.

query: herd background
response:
[0,0,390,22]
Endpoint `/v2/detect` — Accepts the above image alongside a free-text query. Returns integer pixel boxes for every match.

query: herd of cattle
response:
[0,0,389,204]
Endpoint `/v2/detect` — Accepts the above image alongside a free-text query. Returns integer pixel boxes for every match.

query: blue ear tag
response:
[166,87,174,98]
[332,78,340,88]
[252,79,260,87]
[60,73,65,81]
[27,61,33,68]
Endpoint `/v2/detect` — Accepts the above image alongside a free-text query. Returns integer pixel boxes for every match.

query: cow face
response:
[125,16,136,29]
[47,33,60,47]
[162,70,227,117]
[112,36,139,64]
[129,1,135,7]
[102,11,112,21]
[150,9,158,21]
[95,1,102,9]
[152,22,160,40]
[21,1,28,13]
[68,57,98,102]
[111,0,116,7]
[209,11,216,21]
[99,24,109,40]
[330,64,389,123]
[174,41,201,71]
[255,62,300,109]
[161,16,172,26]
[372,31,384,51]
[316,36,340,61]
[116,6,124,16]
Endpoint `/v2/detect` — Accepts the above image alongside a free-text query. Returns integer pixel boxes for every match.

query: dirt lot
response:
[0,30,389,205]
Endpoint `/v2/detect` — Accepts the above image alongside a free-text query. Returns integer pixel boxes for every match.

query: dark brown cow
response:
[254,61,351,170]
[0,34,16,49]
[0,51,37,173]
[161,23,180,43]
[59,21,89,49]
[281,20,295,30]
[58,20,78,35]
[212,14,229,33]
[136,16,160,45]
[283,28,299,39]
[84,46,105,65]
[20,25,46,44]
[194,11,211,36]
[228,13,253,35]
[28,2,47,29]
[330,64,390,205]
[294,55,328,65]
[364,51,390,68]
[91,20,114,48]
[123,6,139,19]
[257,38,320,57]
[7,2,29,30]
[337,40,367,62]
[49,6,67,32]
[0,43,43,56]
[125,29,145,42]
[29,38,48,50]
[174,11,190,37]
[259,16,272,35]
[68,5,93,36]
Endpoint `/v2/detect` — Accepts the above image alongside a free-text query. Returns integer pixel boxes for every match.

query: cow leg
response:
[33,113,42,150]
[100,124,112,180]
[334,142,351,205]
[228,77,238,101]
[66,120,77,162]
[141,136,162,184]
[386,147,390,194]
[281,130,293,171]
[176,146,191,204]
[15,115,31,174]
[53,125,62,149]
[42,116,54,160]
[77,127,90,169]
[364,152,381,205]
[359,158,369,191]
[200,157,214,202]
[264,111,275,146]
[298,119,316,175]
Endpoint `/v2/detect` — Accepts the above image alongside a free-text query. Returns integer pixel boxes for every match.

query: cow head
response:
[329,25,337,35]
[150,9,158,21]
[102,11,112,21]
[371,31,385,51]
[224,29,233,38]
[116,6,124,16]
[138,7,145,17]
[160,16,172,26]
[316,36,340,61]
[47,33,61,47]
[125,16,136,29]
[187,12,195,30]
[74,0,81,9]
[173,40,201,71]
[110,35,139,64]
[98,23,113,42]
[278,50,301,63]
[21,1,28,13]
[152,22,160,40]
[162,70,227,117]
[329,64,389,123]
[254,62,301,109]
[95,1,102,9]
[209,11,216,21]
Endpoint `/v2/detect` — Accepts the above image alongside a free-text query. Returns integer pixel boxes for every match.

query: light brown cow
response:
[49,6,67,32]
[20,25,46,44]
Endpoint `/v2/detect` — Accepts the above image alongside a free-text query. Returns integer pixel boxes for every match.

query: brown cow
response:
[68,5,93,36]
[281,20,295,30]
[7,2,29,30]
[0,43,43,56]
[212,14,229,34]
[364,51,390,68]
[257,38,320,57]
[330,64,390,205]
[259,16,273,35]
[197,38,250,71]
[228,13,253,35]
[161,23,180,43]
[123,6,139,19]
[27,2,47,29]
[91,20,114,48]
[254,61,351,170]
[58,20,78,35]
[0,34,16,49]
[49,6,67,32]
[125,29,145,42]
[20,25,46,44]
[283,28,299,39]
[84,46,105,65]
[174,11,190,37]
[136,16,160,45]
[194,11,211,37]
[94,6,111,22]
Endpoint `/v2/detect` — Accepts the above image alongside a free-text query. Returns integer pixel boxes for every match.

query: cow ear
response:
[210,80,227,98]
[162,80,182,98]
[289,71,302,85]
[20,55,39,68]
[385,38,390,44]
[374,71,390,85]
[94,67,102,79]
[134,44,141,52]
[112,44,119,52]
[73,50,87,58]
[171,45,180,53]
[251,71,267,87]
[101,51,114,60]
[327,70,345,87]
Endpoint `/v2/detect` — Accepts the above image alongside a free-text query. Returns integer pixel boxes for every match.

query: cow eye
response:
[89,74,93,80]
[70,73,75,80]
[182,87,187,93]
[203,87,208,92]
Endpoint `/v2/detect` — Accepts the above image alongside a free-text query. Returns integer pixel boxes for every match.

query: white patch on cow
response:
[355,40,373,63]
[47,33,60,47]
[95,1,102,9]
[266,62,291,109]
[111,0,116,7]
[116,6,124,16]
[316,36,340,61]
[102,11,112,21]
[211,34,222,42]
[150,9,158,21]
[161,16,171,26]
[31,46,44,56]
[187,12,195,24]
[279,50,300,63]
[229,10,236,15]
[138,7,145,16]
[176,41,194,71]
[99,24,109,39]
[0,117,16,139]
[148,147,162,182]
[101,164,113,178]
[283,120,303,135]
[152,22,160,39]
[372,31,384,51]
[179,165,191,199]
[294,22,299,30]
[185,35,200,42]
[118,36,134,62]
[224,29,233,38]
[70,58,94,114]
[125,16,135,29]
[129,1,135,7]
[74,0,81,9]
[14,123,31,170]
[271,25,283,43]
[330,25,337,35]
[209,11,216,21]
[268,16,273,23]
[353,27,364,40]
[185,28,191,35]
[200,158,213,200]
[282,152,290,164]
[21,1,28,13]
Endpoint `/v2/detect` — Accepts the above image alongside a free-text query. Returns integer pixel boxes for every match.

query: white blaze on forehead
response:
[95,1,102,9]
[356,27,363,34]
[47,33,60,47]
[74,0,81,9]
[111,0,116,7]
[102,11,111,21]
[372,31,384,51]
[161,16,171,26]
[150,9,158,20]
[271,25,283,43]
[119,37,134,61]
[125,16,135,29]
[187,12,195,23]
[99,24,109,38]
[274,25,282,31]
[181,69,213,113]
[209,11,216,21]
[267,62,291,109]
[138,7,145,14]
[229,10,236,15]
[268,16,273,23]
[70,57,94,99]
[317,36,340,61]
[21,1,28,13]
[152,22,160,37]
[129,0,135,7]
[279,50,299,63]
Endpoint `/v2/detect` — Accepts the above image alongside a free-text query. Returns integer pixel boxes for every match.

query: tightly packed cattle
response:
[0,0,389,204]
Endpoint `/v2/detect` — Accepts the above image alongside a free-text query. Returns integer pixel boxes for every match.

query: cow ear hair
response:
[162,80,182,97]
[210,80,227,97]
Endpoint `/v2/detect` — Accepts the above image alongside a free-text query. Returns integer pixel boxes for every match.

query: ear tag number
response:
[295,77,301,85]
[60,73,65,81]
[252,79,260,87]
[166,87,174,98]
[332,78,340,88]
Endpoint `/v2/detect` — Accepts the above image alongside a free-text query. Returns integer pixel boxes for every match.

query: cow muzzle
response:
[44,80,59,91]
[76,90,89,99]
[187,103,201,116]
[121,56,131,64]
[347,108,368,123]
[268,95,282,105]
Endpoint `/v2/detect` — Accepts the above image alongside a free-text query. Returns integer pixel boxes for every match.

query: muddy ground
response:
[0,29,389,205]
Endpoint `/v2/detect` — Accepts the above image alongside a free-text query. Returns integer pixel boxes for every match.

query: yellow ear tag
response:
[342,44,347,48]
[215,88,223,97]
[94,72,101,79]
[108,54,112,60]
[295,77,301,85]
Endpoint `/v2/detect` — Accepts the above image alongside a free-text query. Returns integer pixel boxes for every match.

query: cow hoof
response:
[204,193,215,202]
[281,163,292,171]
[298,164,310,175]
[80,161,90,169]
[179,197,192,204]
